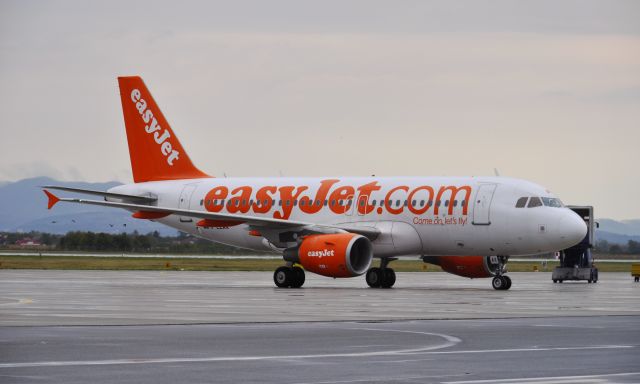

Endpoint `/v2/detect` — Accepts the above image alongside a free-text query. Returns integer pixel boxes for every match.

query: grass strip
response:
[0,256,636,273]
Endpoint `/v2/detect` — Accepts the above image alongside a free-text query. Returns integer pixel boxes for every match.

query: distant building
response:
[15,238,42,247]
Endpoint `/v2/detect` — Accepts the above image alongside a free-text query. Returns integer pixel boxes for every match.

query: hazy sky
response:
[1,1,639,219]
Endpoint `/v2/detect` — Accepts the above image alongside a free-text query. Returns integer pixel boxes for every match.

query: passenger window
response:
[396,200,401,207]
[453,200,458,207]
[528,197,542,208]
[371,200,377,206]
[445,200,449,207]
[300,200,306,206]
[420,200,425,207]
[515,197,528,208]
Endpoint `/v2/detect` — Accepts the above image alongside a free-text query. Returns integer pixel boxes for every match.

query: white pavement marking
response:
[406,344,635,356]
[443,371,640,383]
[0,329,460,369]
[0,344,633,370]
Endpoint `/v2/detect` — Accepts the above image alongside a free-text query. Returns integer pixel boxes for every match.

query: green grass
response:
[0,255,636,273]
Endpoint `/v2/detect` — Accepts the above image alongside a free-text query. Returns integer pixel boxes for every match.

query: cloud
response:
[1,1,639,219]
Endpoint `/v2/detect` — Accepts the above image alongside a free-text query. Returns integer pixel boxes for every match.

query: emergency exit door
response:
[472,184,497,225]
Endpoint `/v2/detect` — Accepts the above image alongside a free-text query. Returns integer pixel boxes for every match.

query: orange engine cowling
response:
[283,233,373,278]
[422,256,502,278]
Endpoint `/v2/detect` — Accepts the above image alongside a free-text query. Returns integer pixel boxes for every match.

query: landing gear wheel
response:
[274,266,293,288]
[491,276,506,291]
[290,267,305,288]
[553,279,558,283]
[380,268,396,289]
[366,267,382,288]
[502,275,512,290]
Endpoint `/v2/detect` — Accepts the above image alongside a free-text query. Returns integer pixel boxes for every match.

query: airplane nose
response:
[558,211,588,247]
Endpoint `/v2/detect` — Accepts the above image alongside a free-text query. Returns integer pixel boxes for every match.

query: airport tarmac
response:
[0,271,638,326]
[1,270,639,383]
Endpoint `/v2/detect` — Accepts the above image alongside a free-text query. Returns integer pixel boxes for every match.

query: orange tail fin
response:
[117,76,210,183]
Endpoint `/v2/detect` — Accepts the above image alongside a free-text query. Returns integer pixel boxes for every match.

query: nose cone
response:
[558,211,588,248]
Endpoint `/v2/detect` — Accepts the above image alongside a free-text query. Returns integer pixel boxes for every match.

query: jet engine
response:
[422,255,504,278]
[284,233,373,278]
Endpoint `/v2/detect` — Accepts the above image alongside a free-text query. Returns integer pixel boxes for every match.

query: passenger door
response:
[178,184,198,222]
[472,184,497,225]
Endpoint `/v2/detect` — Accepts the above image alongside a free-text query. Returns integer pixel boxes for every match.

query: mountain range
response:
[1,177,639,243]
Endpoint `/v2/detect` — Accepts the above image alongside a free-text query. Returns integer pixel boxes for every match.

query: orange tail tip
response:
[43,190,60,210]
[117,76,211,183]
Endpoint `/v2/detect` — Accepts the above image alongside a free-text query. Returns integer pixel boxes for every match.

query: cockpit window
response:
[527,197,543,208]
[541,197,563,208]
[515,197,528,208]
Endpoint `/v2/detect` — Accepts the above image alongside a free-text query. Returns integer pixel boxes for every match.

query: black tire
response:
[380,268,396,289]
[553,280,557,283]
[635,277,639,283]
[366,267,382,288]
[492,276,504,290]
[503,275,512,290]
[290,267,305,288]
[273,266,292,288]
[558,280,563,283]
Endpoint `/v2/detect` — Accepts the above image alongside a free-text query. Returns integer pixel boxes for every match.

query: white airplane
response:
[43,76,587,290]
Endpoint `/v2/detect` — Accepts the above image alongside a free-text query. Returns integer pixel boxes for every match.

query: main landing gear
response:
[366,258,397,288]
[273,265,305,288]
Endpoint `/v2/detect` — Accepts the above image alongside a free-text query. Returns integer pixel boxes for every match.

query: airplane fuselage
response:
[110,176,585,258]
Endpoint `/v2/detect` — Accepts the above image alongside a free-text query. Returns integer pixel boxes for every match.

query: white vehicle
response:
[44,76,587,290]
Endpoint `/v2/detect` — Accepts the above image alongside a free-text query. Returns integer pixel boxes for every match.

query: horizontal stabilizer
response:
[43,190,60,210]
[41,185,157,203]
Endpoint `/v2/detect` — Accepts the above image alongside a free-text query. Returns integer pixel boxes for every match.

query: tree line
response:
[595,239,640,254]
[0,231,264,255]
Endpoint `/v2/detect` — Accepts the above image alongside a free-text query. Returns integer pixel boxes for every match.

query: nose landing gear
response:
[492,275,512,290]
[489,255,511,290]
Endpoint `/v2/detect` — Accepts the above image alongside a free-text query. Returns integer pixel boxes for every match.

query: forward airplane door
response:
[472,184,497,225]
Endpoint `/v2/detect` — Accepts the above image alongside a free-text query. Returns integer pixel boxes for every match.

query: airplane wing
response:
[42,190,379,240]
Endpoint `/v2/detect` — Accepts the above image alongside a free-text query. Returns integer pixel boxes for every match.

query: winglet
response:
[43,190,60,210]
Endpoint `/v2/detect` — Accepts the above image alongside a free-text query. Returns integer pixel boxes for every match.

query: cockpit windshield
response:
[541,197,563,208]
[515,196,564,208]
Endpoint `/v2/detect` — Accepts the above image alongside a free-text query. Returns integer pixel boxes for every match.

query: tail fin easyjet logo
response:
[130,89,180,166]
